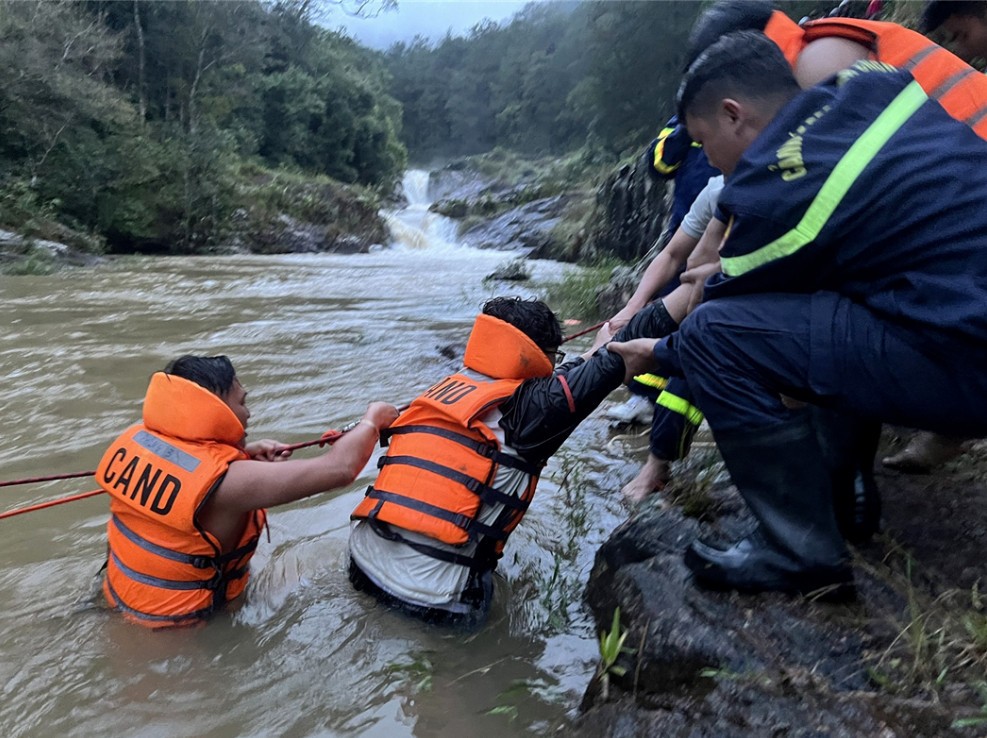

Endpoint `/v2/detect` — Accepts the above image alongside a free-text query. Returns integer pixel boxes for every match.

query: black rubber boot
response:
[810,407,881,544]
[684,413,854,598]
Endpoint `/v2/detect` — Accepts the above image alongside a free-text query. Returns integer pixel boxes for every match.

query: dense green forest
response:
[0,0,405,253]
[384,1,705,162]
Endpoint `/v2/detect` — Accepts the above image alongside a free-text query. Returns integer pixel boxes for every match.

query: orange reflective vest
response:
[351,313,554,569]
[764,11,987,140]
[97,373,265,628]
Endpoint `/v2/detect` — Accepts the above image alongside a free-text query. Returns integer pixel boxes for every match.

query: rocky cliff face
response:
[582,151,669,264]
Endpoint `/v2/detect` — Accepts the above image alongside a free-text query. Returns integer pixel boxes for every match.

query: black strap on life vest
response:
[376,455,531,514]
[113,514,257,567]
[367,519,499,571]
[365,487,510,541]
[104,575,217,624]
[383,425,542,476]
[109,549,217,591]
[111,515,217,569]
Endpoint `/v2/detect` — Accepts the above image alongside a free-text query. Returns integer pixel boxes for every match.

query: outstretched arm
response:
[607,226,700,334]
[680,216,727,314]
[204,401,399,515]
[499,349,627,464]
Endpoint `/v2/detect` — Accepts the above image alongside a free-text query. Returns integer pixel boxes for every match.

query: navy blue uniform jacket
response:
[707,65,987,350]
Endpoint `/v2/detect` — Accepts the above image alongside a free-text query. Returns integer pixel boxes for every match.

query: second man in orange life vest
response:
[97,354,398,628]
[349,296,679,625]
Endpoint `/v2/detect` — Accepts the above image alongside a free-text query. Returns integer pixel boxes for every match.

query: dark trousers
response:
[660,292,987,437]
[625,376,698,460]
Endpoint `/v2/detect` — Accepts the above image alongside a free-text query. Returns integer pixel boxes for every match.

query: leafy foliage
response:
[384,1,706,162]
[0,0,404,253]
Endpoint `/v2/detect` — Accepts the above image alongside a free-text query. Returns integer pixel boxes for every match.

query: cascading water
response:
[383,170,462,251]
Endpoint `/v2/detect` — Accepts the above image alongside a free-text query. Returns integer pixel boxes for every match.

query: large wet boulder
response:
[573,445,987,737]
[459,194,577,255]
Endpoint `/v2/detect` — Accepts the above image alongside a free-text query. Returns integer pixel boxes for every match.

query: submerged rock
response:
[484,258,531,282]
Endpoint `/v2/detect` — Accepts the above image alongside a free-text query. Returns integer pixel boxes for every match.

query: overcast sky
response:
[329,1,534,50]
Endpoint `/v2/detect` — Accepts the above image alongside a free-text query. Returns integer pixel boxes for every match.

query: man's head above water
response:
[481,296,563,356]
[164,354,250,432]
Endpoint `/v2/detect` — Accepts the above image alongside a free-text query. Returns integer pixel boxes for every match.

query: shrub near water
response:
[543,259,621,324]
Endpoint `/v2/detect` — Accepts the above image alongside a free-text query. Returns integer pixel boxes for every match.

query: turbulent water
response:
[0,171,636,737]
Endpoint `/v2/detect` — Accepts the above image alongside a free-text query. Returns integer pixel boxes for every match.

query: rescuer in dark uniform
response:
[612,32,987,595]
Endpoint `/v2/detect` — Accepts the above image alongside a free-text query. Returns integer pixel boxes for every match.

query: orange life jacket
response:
[351,314,554,569]
[764,11,987,140]
[96,373,265,628]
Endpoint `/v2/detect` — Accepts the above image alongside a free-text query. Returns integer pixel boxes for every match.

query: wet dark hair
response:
[685,0,775,71]
[678,30,800,121]
[482,296,562,351]
[921,1,987,33]
[164,355,237,396]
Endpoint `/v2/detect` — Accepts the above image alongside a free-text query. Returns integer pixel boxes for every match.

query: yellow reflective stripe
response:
[656,391,704,426]
[653,138,679,175]
[632,373,669,390]
[721,80,929,277]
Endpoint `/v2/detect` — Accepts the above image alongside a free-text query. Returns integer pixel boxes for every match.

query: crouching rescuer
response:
[349,296,678,624]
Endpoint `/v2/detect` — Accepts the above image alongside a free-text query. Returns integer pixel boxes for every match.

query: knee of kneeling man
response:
[677,303,729,362]
[679,302,727,341]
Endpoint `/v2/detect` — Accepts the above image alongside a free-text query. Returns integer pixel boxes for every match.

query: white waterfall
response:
[383,169,462,251]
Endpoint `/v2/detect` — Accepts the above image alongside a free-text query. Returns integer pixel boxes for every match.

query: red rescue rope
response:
[0,489,105,520]
[561,320,606,343]
[0,318,607,517]
[0,429,352,520]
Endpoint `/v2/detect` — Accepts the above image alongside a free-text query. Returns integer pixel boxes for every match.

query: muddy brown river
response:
[0,172,641,737]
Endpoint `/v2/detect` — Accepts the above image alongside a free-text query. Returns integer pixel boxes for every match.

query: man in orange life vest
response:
[348,296,674,624]
[96,354,398,628]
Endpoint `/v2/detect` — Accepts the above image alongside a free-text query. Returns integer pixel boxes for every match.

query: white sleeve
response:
[680,175,725,239]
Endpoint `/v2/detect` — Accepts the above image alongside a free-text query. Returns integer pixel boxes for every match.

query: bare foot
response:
[882,431,965,474]
[621,454,670,505]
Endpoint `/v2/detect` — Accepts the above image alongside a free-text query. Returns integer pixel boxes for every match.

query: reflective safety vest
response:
[764,11,987,140]
[97,373,265,628]
[351,313,554,570]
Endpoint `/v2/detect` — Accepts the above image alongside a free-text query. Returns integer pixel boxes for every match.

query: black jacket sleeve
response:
[497,348,626,466]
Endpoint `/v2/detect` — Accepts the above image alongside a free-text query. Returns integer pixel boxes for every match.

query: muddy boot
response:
[810,408,882,544]
[684,414,854,597]
[881,431,965,474]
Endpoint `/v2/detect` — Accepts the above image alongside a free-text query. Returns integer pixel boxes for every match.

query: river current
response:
[0,171,637,737]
